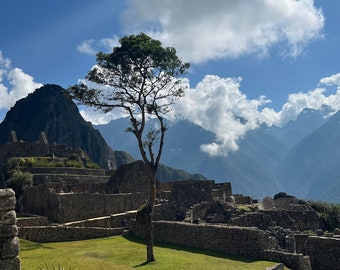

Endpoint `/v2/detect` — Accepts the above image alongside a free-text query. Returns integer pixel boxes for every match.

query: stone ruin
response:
[0,132,339,270]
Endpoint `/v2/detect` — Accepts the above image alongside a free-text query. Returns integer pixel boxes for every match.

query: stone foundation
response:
[0,189,20,270]
[18,226,124,242]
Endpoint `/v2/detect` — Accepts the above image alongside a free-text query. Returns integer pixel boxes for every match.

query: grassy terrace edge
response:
[20,235,289,270]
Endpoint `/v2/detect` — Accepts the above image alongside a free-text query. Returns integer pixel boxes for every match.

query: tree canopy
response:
[69,33,189,167]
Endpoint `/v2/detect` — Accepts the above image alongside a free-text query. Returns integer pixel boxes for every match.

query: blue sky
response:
[1,0,340,156]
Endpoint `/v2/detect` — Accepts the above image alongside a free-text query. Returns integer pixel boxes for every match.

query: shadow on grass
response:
[124,234,258,266]
[20,239,55,251]
[133,261,153,268]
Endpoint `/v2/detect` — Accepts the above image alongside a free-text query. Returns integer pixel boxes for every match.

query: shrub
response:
[309,201,340,232]
[85,161,101,169]
[7,171,33,196]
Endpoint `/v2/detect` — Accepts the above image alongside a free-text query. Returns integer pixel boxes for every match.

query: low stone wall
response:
[295,233,340,270]
[305,236,340,270]
[64,212,137,228]
[130,221,314,270]
[63,202,178,229]
[0,189,20,270]
[262,250,311,270]
[19,226,124,242]
[29,167,106,176]
[16,215,49,227]
[131,221,272,258]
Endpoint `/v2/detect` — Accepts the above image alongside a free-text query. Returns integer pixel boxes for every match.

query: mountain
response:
[276,110,340,202]
[96,106,340,202]
[0,84,205,187]
[0,84,133,170]
[268,105,332,147]
[96,118,285,198]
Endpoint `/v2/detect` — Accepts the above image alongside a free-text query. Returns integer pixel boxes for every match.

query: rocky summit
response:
[0,84,133,170]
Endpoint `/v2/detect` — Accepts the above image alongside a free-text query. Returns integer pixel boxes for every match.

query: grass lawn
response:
[20,235,284,270]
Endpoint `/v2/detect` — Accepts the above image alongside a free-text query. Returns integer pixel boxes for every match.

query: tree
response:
[68,33,189,262]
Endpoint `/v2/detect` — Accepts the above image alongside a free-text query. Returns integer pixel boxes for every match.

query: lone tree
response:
[68,33,189,262]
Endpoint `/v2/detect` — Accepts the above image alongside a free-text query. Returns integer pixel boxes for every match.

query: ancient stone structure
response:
[130,221,311,270]
[20,185,148,223]
[0,189,20,270]
[1,131,338,270]
[105,160,158,194]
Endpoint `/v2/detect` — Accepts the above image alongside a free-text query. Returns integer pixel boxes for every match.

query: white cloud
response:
[319,73,340,86]
[0,50,42,111]
[122,0,324,63]
[172,73,340,156]
[79,107,126,125]
[172,75,272,156]
[77,36,120,56]
[77,40,96,55]
[79,72,340,157]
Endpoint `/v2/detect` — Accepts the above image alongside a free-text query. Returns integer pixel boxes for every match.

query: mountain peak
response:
[0,84,133,170]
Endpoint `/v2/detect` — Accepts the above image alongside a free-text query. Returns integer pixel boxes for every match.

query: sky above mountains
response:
[0,0,340,156]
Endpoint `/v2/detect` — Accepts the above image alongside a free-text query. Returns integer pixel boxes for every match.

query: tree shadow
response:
[124,234,259,264]
[133,261,152,268]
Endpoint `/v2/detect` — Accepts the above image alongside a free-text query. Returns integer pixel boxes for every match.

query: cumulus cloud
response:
[319,73,340,86]
[121,0,324,63]
[171,75,272,156]
[77,36,120,56]
[79,107,127,125]
[0,50,42,111]
[171,73,340,156]
[80,72,340,157]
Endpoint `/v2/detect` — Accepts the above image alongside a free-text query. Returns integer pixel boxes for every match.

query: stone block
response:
[0,189,15,198]
[0,225,18,238]
[0,210,17,225]
[1,237,19,259]
[0,195,16,211]
[0,257,21,270]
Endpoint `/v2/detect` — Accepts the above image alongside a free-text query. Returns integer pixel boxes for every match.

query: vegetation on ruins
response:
[68,33,190,262]
[5,156,100,197]
[309,201,340,232]
[5,156,100,171]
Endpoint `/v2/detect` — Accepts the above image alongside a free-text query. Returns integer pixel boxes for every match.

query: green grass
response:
[20,235,285,270]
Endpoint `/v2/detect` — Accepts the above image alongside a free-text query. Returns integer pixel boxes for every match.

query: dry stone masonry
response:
[0,188,20,270]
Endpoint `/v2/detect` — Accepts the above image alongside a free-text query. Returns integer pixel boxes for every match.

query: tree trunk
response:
[145,212,155,262]
[145,173,156,262]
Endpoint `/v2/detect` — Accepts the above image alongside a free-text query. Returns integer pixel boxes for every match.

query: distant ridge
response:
[96,107,340,203]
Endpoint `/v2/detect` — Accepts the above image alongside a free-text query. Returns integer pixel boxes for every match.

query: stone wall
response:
[305,236,340,270]
[21,185,148,223]
[0,189,20,270]
[262,250,311,270]
[131,221,272,258]
[130,221,313,270]
[19,226,124,242]
[32,174,108,193]
[16,216,49,227]
[170,180,214,219]
[29,167,106,176]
